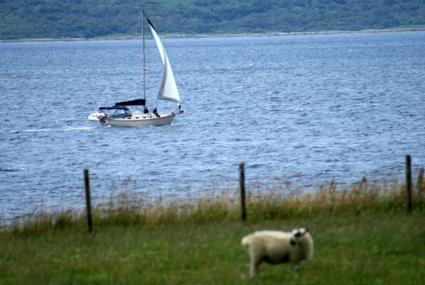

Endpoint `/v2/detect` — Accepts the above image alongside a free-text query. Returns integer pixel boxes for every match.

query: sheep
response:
[241,228,314,279]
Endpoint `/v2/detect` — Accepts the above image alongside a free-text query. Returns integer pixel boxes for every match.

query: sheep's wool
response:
[241,228,313,278]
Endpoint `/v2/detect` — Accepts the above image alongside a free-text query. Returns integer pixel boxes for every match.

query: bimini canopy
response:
[99,106,130,111]
[115,99,146,106]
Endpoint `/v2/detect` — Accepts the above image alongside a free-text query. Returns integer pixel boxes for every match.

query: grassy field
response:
[1,177,424,284]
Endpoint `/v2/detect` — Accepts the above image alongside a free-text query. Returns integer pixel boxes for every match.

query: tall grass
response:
[2,170,425,237]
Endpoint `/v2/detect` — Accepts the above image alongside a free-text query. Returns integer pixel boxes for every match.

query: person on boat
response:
[144,107,149,114]
[153,108,160,118]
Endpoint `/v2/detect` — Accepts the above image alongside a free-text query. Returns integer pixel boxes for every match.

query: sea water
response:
[1,31,424,222]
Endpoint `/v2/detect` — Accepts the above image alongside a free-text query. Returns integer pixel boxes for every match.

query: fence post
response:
[239,163,246,221]
[405,155,412,214]
[84,169,93,233]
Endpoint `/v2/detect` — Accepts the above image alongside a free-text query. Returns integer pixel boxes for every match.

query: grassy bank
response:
[1,175,424,284]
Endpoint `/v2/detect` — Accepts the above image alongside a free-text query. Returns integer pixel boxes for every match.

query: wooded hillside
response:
[1,0,424,40]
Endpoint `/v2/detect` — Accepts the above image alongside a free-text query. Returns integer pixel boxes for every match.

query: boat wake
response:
[64,126,98,131]
[0,167,26,172]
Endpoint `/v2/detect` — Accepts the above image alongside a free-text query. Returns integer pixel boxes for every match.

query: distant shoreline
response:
[1,27,425,43]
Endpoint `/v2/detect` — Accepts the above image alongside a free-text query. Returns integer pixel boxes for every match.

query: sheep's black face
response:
[290,228,309,246]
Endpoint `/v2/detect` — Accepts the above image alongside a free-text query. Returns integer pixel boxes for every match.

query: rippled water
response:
[1,31,424,222]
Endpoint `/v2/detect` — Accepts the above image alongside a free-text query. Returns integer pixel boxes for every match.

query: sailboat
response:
[88,10,183,127]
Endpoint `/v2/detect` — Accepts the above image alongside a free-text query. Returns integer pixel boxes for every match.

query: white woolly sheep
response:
[241,228,314,278]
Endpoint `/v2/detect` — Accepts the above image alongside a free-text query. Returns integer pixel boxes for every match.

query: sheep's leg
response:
[250,262,259,277]
[293,264,300,279]
[248,251,261,278]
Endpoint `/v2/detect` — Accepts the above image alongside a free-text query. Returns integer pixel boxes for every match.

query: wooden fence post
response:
[84,169,93,233]
[405,155,412,214]
[239,163,246,221]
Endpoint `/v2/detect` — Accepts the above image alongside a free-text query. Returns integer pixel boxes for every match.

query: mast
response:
[142,10,147,111]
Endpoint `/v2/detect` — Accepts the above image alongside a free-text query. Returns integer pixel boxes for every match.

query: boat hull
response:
[98,113,176,127]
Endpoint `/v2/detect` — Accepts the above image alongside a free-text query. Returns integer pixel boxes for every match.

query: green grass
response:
[1,174,424,284]
[1,214,424,285]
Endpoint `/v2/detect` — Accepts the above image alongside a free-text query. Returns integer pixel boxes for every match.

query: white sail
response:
[148,21,180,103]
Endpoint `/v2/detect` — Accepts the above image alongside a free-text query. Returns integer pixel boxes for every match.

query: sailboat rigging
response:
[88,10,183,127]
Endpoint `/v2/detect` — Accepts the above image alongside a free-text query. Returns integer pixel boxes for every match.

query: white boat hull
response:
[97,113,177,127]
